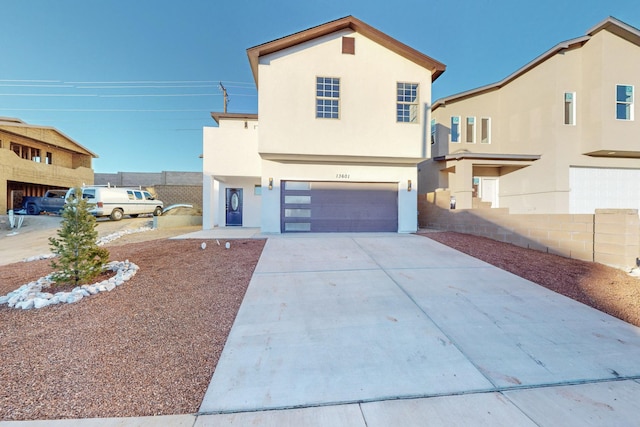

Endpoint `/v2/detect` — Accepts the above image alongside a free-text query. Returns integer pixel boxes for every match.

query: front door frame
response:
[225,188,243,226]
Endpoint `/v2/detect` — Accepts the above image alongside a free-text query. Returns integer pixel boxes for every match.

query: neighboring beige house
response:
[203,16,445,233]
[421,17,640,214]
[0,117,96,213]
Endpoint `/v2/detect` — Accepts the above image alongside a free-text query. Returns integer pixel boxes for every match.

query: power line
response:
[0,107,211,112]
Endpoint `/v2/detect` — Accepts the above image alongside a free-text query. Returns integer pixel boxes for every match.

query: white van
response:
[66,186,164,221]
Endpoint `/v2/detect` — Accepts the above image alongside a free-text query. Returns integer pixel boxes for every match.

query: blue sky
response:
[1,0,639,173]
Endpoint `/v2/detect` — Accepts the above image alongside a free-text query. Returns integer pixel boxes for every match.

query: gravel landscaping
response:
[0,238,264,421]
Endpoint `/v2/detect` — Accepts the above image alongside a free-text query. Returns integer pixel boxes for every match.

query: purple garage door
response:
[281,181,398,232]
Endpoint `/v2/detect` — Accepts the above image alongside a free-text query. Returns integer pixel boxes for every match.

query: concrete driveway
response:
[199,233,640,426]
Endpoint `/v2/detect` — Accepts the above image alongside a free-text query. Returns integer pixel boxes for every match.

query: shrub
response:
[49,188,110,286]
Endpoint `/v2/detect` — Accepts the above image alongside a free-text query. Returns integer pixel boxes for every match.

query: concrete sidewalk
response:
[3,233,640,426]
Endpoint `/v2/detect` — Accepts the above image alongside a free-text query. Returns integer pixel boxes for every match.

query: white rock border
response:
[0,260,139,310]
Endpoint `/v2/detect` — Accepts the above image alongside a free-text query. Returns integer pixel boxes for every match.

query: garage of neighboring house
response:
[280,181,398,232]
[569,166,640,213]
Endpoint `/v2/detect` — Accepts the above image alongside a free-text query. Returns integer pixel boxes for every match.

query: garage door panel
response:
[281,181,398,232]
[570,167,640,214]
[310,218,398,232]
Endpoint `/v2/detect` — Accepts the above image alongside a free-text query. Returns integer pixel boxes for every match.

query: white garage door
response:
[570,167,640,213]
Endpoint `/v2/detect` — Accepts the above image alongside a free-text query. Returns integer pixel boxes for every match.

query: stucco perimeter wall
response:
[419,190,640,270]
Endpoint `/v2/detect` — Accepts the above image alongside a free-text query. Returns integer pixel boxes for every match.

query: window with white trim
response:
[396,82,419,123]
[481,118,491,144]
[316,77,340,119]
[466,117,475,143]
[451,116,460,143]
[616,85,634,120]
[564,92,576,125]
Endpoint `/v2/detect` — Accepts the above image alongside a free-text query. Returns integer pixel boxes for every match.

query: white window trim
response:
[564,92,576,125]
[615,84,634,121]
[396,82,420,124]
[451,116,461,143]
[466,116,476,144]
[316,76,340,119]
[480,117,491,144]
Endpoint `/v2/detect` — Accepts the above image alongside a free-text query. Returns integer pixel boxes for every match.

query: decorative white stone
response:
[19,300,34,310]
[1,260,139,310]
[67,293,83,304]
[33,298,51,309]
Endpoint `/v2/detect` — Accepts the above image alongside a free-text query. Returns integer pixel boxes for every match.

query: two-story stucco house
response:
[203,16,445,233]
[420,17,640,215]
[0,117,96,214]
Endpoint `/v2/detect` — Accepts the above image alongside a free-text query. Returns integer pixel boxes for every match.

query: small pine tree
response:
[49,188,110,287]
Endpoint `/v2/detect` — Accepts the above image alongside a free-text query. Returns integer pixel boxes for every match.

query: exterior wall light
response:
[407,179,412,192]
[268,177,273,190]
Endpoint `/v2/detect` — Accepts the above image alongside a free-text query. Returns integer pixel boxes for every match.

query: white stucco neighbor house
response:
[202,16,445,233]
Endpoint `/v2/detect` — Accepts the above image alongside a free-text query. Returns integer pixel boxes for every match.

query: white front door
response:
[480,178,499,208]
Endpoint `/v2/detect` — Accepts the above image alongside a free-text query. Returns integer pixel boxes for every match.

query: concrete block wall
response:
[95,171,201,187]
[152,185,202,209]
[94,171,203,209]
[594,209,640,268]
[419,189,640,270]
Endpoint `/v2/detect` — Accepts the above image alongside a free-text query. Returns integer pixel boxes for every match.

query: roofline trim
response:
[0,120,98,158]
[433,153,541,162]
[587,16,640,38]
[246,15,445,87]
[433,16,640,110]
[210,112,259,124]
[433,35,590,110]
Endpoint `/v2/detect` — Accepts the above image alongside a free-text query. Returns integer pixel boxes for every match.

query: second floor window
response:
[316,77,340,119]
[616,84,634,120]
[564,92,576,125]
[466,117,475,143]
[397,82,419,123]
[481,118,491,144]
[451,116,460,143]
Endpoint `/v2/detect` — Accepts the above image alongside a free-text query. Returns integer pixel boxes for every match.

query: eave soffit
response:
[246,15,446,87]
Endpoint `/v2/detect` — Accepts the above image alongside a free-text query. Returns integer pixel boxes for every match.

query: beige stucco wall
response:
[252,30,433,233]
[258,30,432,159]
[203,28,436,233]
[427,27,640,214]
